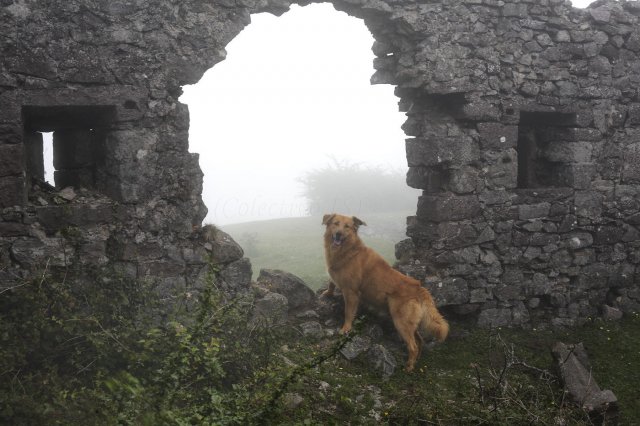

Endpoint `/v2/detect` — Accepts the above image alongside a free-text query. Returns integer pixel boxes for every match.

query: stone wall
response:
[2,0,640,327]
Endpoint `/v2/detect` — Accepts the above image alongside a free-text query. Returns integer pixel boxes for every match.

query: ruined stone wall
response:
[1,0,640,327]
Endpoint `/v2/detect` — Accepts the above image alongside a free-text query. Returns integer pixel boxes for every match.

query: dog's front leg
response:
[339,289,359,334]
[320,281,336,298]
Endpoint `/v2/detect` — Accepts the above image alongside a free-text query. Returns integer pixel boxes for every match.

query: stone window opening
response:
[22,106,115,193]
[517,111,578,189]
[40,132,54,186]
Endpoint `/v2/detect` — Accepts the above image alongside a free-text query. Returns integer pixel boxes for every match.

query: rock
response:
[250,291,288,327]
[58,187,77,201]
[600,305,623,321]
[367,344,397,377]
[340,335,371,360]
[552,342,618,418]
[282,393,303,410]
[218,258,252,292]
[295,309,320,320]
[299,321,324,339]
[201,226,244,265]
[257,269,316,312]
[477,308,512,328]
[10,237,75,268]
[589,6,611,23]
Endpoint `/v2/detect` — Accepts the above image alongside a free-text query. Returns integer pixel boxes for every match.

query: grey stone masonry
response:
[2,0,640,327]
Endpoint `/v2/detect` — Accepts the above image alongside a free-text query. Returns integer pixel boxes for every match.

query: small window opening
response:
[41,132,54,186]
[517,111,576,188]
[22,106,115,192]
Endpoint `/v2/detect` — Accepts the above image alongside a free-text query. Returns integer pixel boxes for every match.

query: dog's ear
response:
[352,216,367,229]
[322,214,336,225]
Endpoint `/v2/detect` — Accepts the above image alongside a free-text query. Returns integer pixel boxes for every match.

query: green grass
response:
[268,313,640,424]
[221,213,410,289]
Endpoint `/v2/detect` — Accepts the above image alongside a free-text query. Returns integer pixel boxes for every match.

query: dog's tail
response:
[419,287,449,342]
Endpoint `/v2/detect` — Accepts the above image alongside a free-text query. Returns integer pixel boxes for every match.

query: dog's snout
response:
[335,231,343,238]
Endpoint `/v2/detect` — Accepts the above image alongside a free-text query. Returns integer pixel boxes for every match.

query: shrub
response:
[0,263,299,425]
[298,158,417,215]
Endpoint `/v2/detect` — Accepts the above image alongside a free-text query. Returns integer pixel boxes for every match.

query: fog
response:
[180,3,416,225]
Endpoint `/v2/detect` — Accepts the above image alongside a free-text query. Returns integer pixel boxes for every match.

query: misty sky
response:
[180,3,412,225]
[43,0,593,225]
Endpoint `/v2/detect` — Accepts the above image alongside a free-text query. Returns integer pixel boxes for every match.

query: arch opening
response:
[180,3,420,288]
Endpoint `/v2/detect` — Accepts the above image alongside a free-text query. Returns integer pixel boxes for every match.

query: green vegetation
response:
[266,314,640,424]
[1,261,637,424]
[223,213,409,289]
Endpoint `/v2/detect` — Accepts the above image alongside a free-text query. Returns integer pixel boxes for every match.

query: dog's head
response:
[322,213,366,248]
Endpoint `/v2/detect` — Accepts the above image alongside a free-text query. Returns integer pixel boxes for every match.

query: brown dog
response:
[322,213,449,372]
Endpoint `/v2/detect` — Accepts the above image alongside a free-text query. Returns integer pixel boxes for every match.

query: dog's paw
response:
[320,289,334,298]
[338,325,352,335]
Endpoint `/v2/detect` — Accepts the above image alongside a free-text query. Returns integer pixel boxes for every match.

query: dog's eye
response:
[345,225,351,229]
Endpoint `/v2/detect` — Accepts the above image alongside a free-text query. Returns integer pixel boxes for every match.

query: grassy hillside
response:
[221,213,411,289]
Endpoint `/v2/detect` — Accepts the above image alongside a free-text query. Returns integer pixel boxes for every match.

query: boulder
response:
[250,291,288,327]
[257,269,316,311]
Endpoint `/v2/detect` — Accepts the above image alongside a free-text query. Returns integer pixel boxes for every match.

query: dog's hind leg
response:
[390,299,421,372]
[414,330,424,362]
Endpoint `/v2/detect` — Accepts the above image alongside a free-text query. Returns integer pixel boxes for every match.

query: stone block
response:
[219,258,252,291]
[10,237,75,268]
[406,166,443,191]
[406,135,479,167]
[447,166,480,194]
[628,104,640,125]
[0,176,25,207]
[477,122,518,149]
[502,3,528,17]
[621,142,640,183]
[518,202,550,220]
[36,204,116,233]
[485,149,518,189]
[425,277,470,306]
[477,308,512,328]
[0,144,23,177]
[0,222,30,237]
[574,191,603,219]
[417,193,481,222]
